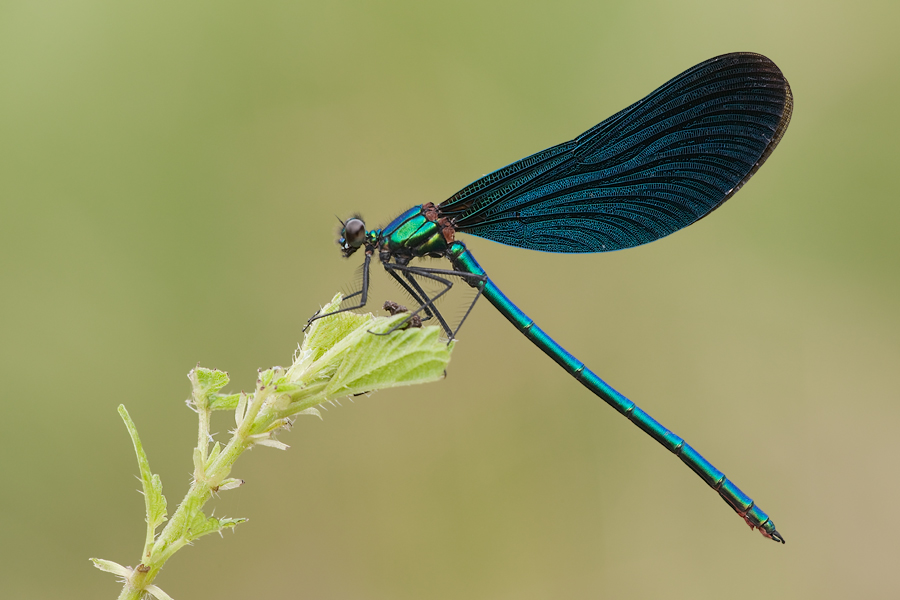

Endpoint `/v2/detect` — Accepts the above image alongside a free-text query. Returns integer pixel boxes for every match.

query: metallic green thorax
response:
[378,205,451,261]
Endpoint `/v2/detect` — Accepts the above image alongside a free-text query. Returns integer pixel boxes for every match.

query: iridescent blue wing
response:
[438,53,793,253]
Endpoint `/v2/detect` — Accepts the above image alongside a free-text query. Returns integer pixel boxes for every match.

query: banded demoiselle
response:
[311,52,792,543]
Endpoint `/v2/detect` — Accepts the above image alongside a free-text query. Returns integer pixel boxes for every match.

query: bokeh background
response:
[2,1,898,598]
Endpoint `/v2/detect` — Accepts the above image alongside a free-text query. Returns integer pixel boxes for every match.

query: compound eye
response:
[342,218,366,248]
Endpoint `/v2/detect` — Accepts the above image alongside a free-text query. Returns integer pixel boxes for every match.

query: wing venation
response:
[438,53,792,253]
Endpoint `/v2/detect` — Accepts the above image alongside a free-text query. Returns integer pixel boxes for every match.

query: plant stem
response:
[96,295,453,599]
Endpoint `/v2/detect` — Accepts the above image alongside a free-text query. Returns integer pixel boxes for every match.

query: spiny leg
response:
[304,252,372,331]
[383,264,438,324]
[380,263,487,339]
[401,264,488,340]
[400,267,455,337]
[449,272,485,341]
[377,263,455,337]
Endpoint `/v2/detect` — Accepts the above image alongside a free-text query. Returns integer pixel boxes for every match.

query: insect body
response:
[314,52,792,542]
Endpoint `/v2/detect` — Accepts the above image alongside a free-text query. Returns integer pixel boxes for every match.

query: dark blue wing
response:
[438,53,793,253]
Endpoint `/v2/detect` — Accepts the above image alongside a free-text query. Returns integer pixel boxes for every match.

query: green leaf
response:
[208,392,241,411]
[284,296,454,412]
[148,474,168,529]
[257,366,285,389]
[118,405,168,532]
[186,512,248,541]
[206,442,222,467]
[300,294,373,363]
[270,381,304,394]
[215,478,244,492]
[190,367,230,396]
[324,319,452,397]
[90,558,131,577]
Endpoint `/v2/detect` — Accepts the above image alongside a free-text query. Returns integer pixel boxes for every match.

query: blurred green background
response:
[2,0,898,598]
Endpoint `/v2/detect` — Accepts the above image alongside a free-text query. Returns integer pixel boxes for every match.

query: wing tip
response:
[715,52,794,204]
